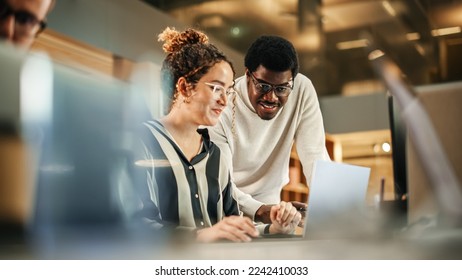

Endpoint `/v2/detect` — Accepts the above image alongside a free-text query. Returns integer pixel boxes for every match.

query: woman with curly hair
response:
[130,27,259,242]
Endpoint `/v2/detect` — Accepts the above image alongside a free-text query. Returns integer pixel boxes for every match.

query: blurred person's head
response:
[244,35,299,120]
[158,27,235,126]
[0,0,54,49]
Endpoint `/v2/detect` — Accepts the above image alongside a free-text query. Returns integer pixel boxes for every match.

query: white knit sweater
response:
[208,73,330,218]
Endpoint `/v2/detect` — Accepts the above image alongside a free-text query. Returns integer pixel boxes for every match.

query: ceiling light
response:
[336,39,369,50]
[199,15,224,28]
[406,32,420,41]
[292,31,322,51]
[414,44,425,56]
[431,26,461,37]
[382,1,397,17]
[230,26,241,37]
[381,142,391,153]
[368,49,385,61]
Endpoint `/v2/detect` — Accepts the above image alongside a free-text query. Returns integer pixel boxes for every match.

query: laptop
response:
[255,160,370,241]
[303,160,371,240]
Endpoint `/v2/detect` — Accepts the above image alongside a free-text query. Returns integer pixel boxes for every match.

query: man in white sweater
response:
[209,35,330,225]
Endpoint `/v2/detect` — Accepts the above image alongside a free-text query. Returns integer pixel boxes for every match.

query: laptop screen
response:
[304,160,370,239]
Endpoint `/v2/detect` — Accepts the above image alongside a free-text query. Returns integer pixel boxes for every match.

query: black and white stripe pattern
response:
[131,120,239,230]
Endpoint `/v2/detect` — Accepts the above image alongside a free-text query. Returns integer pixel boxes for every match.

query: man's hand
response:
[268,201,302,234]
[196,216,259,243]
[255,201,306,225]
[289,201,307,211]
[255,204,274,224]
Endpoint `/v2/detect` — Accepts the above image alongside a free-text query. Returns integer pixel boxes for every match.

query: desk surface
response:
[2,227,462,260]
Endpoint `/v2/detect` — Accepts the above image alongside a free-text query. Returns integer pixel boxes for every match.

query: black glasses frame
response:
[0,0,47,36]
[248,71,293,98]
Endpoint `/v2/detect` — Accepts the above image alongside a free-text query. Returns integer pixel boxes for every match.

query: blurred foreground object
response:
[0,42,164,258]
[368,46,462,229]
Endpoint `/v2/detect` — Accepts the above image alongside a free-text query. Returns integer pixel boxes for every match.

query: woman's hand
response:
[269,201,302,234]
[196,215,259,242]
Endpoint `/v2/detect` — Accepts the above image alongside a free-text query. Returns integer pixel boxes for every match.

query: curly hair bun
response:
[158,27,209,54]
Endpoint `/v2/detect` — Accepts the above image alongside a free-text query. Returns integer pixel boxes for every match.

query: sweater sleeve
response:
[232,181,264,219]
[294,77,331,185]
[209,118,264,219]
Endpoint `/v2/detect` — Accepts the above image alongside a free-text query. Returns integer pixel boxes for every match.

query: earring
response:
[183,96,191,103]
[172,92,179,105]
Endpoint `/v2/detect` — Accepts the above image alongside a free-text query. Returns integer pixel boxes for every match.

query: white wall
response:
[46,0,245,75]
[320,93,390,134]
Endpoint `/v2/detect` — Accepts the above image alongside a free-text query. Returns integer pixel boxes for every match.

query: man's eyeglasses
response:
[203,82,236,99]
[248,71,293,97]
[0,0,47,38]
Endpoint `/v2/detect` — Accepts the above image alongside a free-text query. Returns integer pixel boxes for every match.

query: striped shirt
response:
[131,120,239,230]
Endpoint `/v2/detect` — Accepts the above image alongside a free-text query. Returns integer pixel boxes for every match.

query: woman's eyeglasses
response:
[203,82,236,99]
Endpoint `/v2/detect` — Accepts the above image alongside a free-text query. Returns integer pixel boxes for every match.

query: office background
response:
[21,0,462,247]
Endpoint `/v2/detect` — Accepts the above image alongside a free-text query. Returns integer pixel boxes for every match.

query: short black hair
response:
[244,35,299,78]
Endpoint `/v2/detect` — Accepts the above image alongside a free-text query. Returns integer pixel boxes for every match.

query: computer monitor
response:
[387,95,407,200]
[384,94,408,227]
